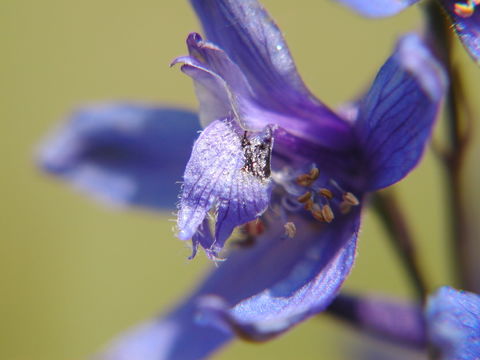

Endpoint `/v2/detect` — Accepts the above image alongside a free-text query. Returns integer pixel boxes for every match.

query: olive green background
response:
[1,1,479,359]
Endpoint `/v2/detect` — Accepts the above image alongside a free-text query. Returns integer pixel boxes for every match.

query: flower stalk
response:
[373,191,429,301]
[423,0,475,291]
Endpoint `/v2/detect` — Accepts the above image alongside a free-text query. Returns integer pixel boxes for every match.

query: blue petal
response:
[438,0,480,63]
[188,0,350,142]
[177,119,273,256]
[354,34,447,191]
[333,0,420,17]
[174,33,355,152]
[96,304,232,360]
[426,286,480,360]
[196,212,361,340]
[96,212,360,359]
[328,294,426,348]
[38,103,201,210]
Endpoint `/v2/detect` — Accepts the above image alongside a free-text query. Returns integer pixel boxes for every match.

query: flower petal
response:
[96,304,232,360]
[175,33,355,152]
[196,212,361,341]
[177,119,273,256]
[332,0,420,17]
[327,293,427,348]
[426,286,480,360]
[354,34,447,191]
[189,0,313,106]
[96,211,360,359]
[188,0,348,136]
[437,0,480,63]
[38,103,201,210]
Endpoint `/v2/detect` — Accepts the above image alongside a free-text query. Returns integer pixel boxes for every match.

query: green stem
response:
[422,0,473,290]
[373,191,429,302]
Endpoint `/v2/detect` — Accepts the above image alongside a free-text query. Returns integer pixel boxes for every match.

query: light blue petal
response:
[96,304,231,360]
[426,286,480,360]
[177,119,273,257]
[39,103,201,210]
[333,0,420,17]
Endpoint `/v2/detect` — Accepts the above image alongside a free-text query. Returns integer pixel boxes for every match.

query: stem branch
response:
[423,0,473,289]
[373,191,429,301]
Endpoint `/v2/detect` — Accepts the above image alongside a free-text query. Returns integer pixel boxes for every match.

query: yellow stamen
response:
[321,204,335,223]
[319,188,333,200]
[309,167,320,181]
[343,192,359,206]
[340,201,352,214]
[284,222,296,238]
[297,191,312,203]
[296,174,314,187]
[304,199,314,211]
[312,209,325,222]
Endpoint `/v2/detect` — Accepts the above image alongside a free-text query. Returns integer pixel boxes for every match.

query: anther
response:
[343,192,359,206]
[319,188,333,200]
[312,209,325,222]
[297,191,312,203]
[296,174,314,187]
[284,222,296,238]
[296,167,319,187]
[304,199,314,211]
[309,167,319,181]
[339,201,352,214]
[321,204,335,223]
[244,219,265,237]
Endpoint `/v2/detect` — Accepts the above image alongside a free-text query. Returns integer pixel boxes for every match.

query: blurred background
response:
[1,0,479,359]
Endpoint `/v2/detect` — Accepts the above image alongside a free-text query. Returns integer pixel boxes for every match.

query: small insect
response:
[241,129,273,181]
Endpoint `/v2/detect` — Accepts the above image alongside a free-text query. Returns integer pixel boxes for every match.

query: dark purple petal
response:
[437,0,480,63]
[328,294,427,348]
[426,286,480,360]
[196,212,361,340]
[177,119,273,256]
[38,103,201,210]
[355,34,447,191]
[333,0,420,17]
[188,0,351,146]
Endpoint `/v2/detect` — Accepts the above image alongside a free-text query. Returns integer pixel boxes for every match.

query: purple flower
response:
[327,293,427,348]
[333,0,480,63]
[426,286,480,359]
[39,0,447,359]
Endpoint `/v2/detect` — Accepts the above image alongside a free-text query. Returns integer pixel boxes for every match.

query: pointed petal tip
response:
[177,229,192,241]
[396,33,448,101]
[333,0,420,18]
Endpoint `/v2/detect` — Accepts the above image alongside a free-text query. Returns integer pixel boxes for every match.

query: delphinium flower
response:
[333,0,480,63]
[426,286,480,359]
[326,287,480,359]
[38,0,447,358]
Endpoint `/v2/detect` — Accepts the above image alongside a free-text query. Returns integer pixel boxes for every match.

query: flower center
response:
[454,0,480,17]
[274,166,360,225]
